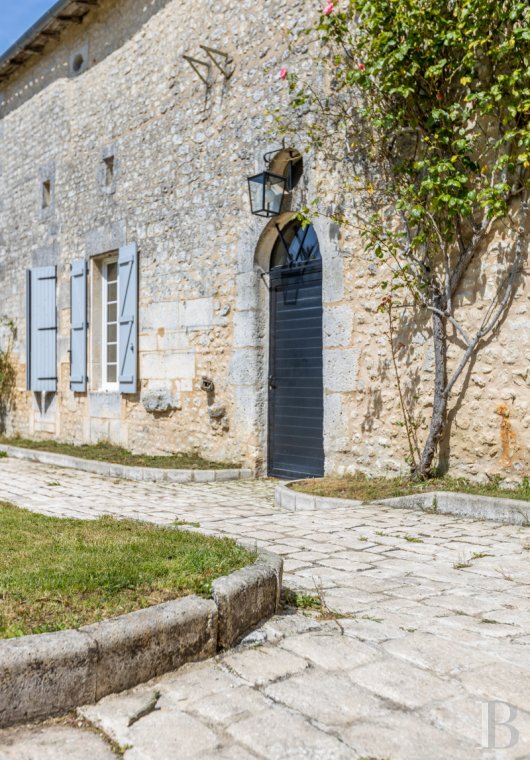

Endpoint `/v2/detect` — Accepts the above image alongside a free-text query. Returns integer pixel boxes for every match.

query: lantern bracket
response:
[183,55,211,86]
[199,46,234,79]
[262,147,301,191]
[183,46,234,87]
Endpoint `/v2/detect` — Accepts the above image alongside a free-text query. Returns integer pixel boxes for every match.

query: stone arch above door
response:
[253,212,298,273]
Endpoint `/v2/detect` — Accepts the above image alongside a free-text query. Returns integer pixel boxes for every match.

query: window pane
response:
[107,262,118,282]
[107,302,117,323]
[248,176,264,212]
[107,344,117,364]
[107,364,117,383]
[303,225,320,260]
[270,222,321,269]
[107,282,118,302]
[107,324,117,343]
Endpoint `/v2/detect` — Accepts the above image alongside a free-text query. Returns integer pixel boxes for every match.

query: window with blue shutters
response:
[26,266,57,392]
[88,246,138,394]
[70,259,87,392]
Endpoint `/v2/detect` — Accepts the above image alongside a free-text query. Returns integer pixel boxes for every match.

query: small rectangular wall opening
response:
[103,156,114,187]
[42,180,51,209]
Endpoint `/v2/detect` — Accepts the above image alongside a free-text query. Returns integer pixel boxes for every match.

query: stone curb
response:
[0,444,253,482]
[275,482,363,512]
[0,550,282,729]
[213,548,283,649]
[275,482,530,525]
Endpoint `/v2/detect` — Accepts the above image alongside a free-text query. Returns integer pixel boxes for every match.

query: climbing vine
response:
[279,0,530,477]
[0,317,17,426]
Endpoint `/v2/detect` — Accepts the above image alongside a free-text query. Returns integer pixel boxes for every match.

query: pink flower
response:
[279,67,288,80]
[323,2,334,14]
[358,62,365,71]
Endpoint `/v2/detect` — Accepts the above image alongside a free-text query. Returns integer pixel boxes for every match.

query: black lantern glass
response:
[247,171,287,217]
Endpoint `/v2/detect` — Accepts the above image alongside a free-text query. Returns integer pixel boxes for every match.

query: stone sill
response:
[276,481,530,525]
[0,444,253,483]
[0,550,282,729]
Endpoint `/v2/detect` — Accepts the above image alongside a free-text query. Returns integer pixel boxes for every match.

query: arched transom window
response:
[270,220,321,270]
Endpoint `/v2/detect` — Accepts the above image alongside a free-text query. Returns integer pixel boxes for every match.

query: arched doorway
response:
[268,220,324,479]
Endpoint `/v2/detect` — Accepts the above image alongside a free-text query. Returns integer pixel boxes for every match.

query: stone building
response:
[0,0,528,480]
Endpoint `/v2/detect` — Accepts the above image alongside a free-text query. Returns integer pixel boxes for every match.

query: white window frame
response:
[101,256,119,391]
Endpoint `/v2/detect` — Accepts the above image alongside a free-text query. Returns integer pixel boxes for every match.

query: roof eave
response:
[0,0,98,84]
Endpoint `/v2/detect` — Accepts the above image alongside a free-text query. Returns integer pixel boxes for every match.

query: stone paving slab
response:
[1,458,530,758]
[0,725,116,759]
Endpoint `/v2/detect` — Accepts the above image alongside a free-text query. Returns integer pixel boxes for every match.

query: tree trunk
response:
[418,298,447,477]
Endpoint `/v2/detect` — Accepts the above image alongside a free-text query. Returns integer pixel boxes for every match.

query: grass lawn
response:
[0,502,254,639]
[291,474,530,503]
[0,437,240,470]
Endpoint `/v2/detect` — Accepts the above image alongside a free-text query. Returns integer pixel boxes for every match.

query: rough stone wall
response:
[0,0,528,480]
[0,0,313,467]
[314,186,530,484]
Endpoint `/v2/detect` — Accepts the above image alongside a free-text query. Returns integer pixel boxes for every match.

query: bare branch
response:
[443,335,480,401]
[444,195,528,399]
[477,224,526,338]
[449,215,494,296]
[426,306,471,346]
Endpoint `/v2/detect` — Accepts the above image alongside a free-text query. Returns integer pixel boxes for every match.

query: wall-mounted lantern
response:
[247,148,302,218]
[247,170,287,218]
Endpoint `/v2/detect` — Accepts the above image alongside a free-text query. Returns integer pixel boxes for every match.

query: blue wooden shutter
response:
[70,259,87,392]
[25,270,31,391]
[26,266,57,392]
[118,243,138,394]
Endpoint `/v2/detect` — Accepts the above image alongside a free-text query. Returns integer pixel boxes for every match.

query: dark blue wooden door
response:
[268,260,324,479]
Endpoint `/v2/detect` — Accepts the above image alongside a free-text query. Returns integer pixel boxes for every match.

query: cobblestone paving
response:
[1,458,530,759]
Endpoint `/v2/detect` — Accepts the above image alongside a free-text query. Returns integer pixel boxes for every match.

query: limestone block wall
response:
[0,0,527,480]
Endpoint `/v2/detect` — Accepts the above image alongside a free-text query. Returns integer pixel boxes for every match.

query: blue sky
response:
[0,0,53,55]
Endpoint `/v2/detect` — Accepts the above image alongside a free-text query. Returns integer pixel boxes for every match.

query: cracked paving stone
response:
[347,658,463,709]
[342,712,478,760]
[226,705,355,760]
[265,670,387,726]
[184,685,272,724]
[79,686,164,748]
[382,631,498,675]
[221,645,310,687]
[0,726,116,760]
[246,612,324,643]
[278,632,380,670]
[338,616,409,643]
[123,710,219,760]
